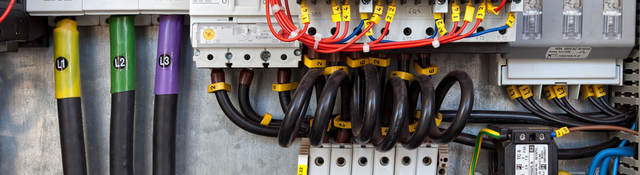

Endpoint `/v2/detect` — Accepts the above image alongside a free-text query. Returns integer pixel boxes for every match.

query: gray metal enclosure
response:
[0,26,605,175]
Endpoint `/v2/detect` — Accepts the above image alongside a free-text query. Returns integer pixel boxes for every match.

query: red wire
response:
[494,0,506,12]
[268,0,482,52]
[0,0,15,24]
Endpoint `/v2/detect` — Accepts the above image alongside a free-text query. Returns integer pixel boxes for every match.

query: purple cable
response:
[154,15,183,95]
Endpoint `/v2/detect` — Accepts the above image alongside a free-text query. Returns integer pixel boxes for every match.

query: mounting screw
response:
[261,51,271,61]
[538,134,545,140]
[225,52,233,60]
[294,49,302,56]
[361,0,371,4]
[437,0,446,4]
[519,133,526,141]
[514,0,521,3]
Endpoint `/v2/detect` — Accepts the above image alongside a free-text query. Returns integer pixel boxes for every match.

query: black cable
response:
[57,98,88,175]
[278,69,325,147]
[552,98,627,124]
[441,110,562,126]
[110,91,135,175]
[152,94,177,175]
[371,77,410,152]
[598,97,624,115]
[238,83,282,126]
[353,64,381,143]
[277,69,293,113]
[429,71,474,144]
[519,98,588,127]
[401,75,436,149]
[588,96,619,116]
[309,70,349,146]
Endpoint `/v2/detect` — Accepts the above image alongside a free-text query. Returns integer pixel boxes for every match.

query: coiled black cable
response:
[429,71,474,144]
[278,69,325,147]
[277,69,293,113]
[309,70,350,146]
[371,77,410,151]
[352,64,382,143]
[401,75,436,149]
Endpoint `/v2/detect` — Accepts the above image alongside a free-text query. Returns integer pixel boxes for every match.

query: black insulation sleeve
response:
[599,97,624,115]
[238,84,282,126]
[153,94,178,175]
[429,71,474,144]
[588,96,619,116]
[353,65,381,143]
[401,75,436,149]
[57,98,88,175]
[110,91,135,175]
[309,70,349,146]
[279,91,292,113]
[215,89,280,137]
[553,98,627,124]
[372,77,409,152]
[520,98,588,127]
[278,69,325,147]
[440,110,562,126]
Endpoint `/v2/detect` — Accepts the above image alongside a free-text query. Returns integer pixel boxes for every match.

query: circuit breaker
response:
[26,0,188,15]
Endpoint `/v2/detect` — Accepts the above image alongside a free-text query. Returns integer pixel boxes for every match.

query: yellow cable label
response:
[391,71,415,81]
[332,14,342,23]
[408,122,417,133]
[300,6,310,23]
[435,19,448,35]
[272,82,299,92]
[324,66,349,75]
[54,19,82,99]
[580,85,596,100]
[434,13,443,20]
[374,5,384,15]
[518,85,533,100]
[486,1,497,15]
[452,3,461,22]
[435,113,443,126]
[333,115,352,129]
[369,57,390,67]
[370,14,381,24]
[476,3,486,20]
[304,56,326,68]
[332,5,341,15]
[463,6,476,23]
[260,113,273,126]
[552,85,568,99]
[364,20,375,36]
[381,127,389,136]
[208,82,231,93]
[346,57,368,68]
[506,85,522,100]
[342,5,351,21]
[593,85,607,98]
[506,12,516,28]
[296,165,308,175]
[414,63,439,76]
[554,127,570,138]
[544,86,557,100]
[360,13,369,20]
[385,6,396,23]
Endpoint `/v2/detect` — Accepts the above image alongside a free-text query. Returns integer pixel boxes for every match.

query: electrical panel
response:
[507,0,636,59]
[189,0,301,68]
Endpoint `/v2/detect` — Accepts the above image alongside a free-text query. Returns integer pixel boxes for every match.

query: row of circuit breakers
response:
[26,0,637,88]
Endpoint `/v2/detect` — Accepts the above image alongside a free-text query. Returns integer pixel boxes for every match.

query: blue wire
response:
[588,147,635,175]
[598,123,637,175]
[467,25,509,38]
[427,20,439,39]
[337,20,365,44]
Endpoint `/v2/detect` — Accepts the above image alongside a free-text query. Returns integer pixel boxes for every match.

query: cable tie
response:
[289,29,300,39]
[313,34,322,49]
[363,42,370,53]
[271,4,282,15]
[432,36,440,48]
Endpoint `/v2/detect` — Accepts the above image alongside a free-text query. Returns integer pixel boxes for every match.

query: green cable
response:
[469,128,501,175]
